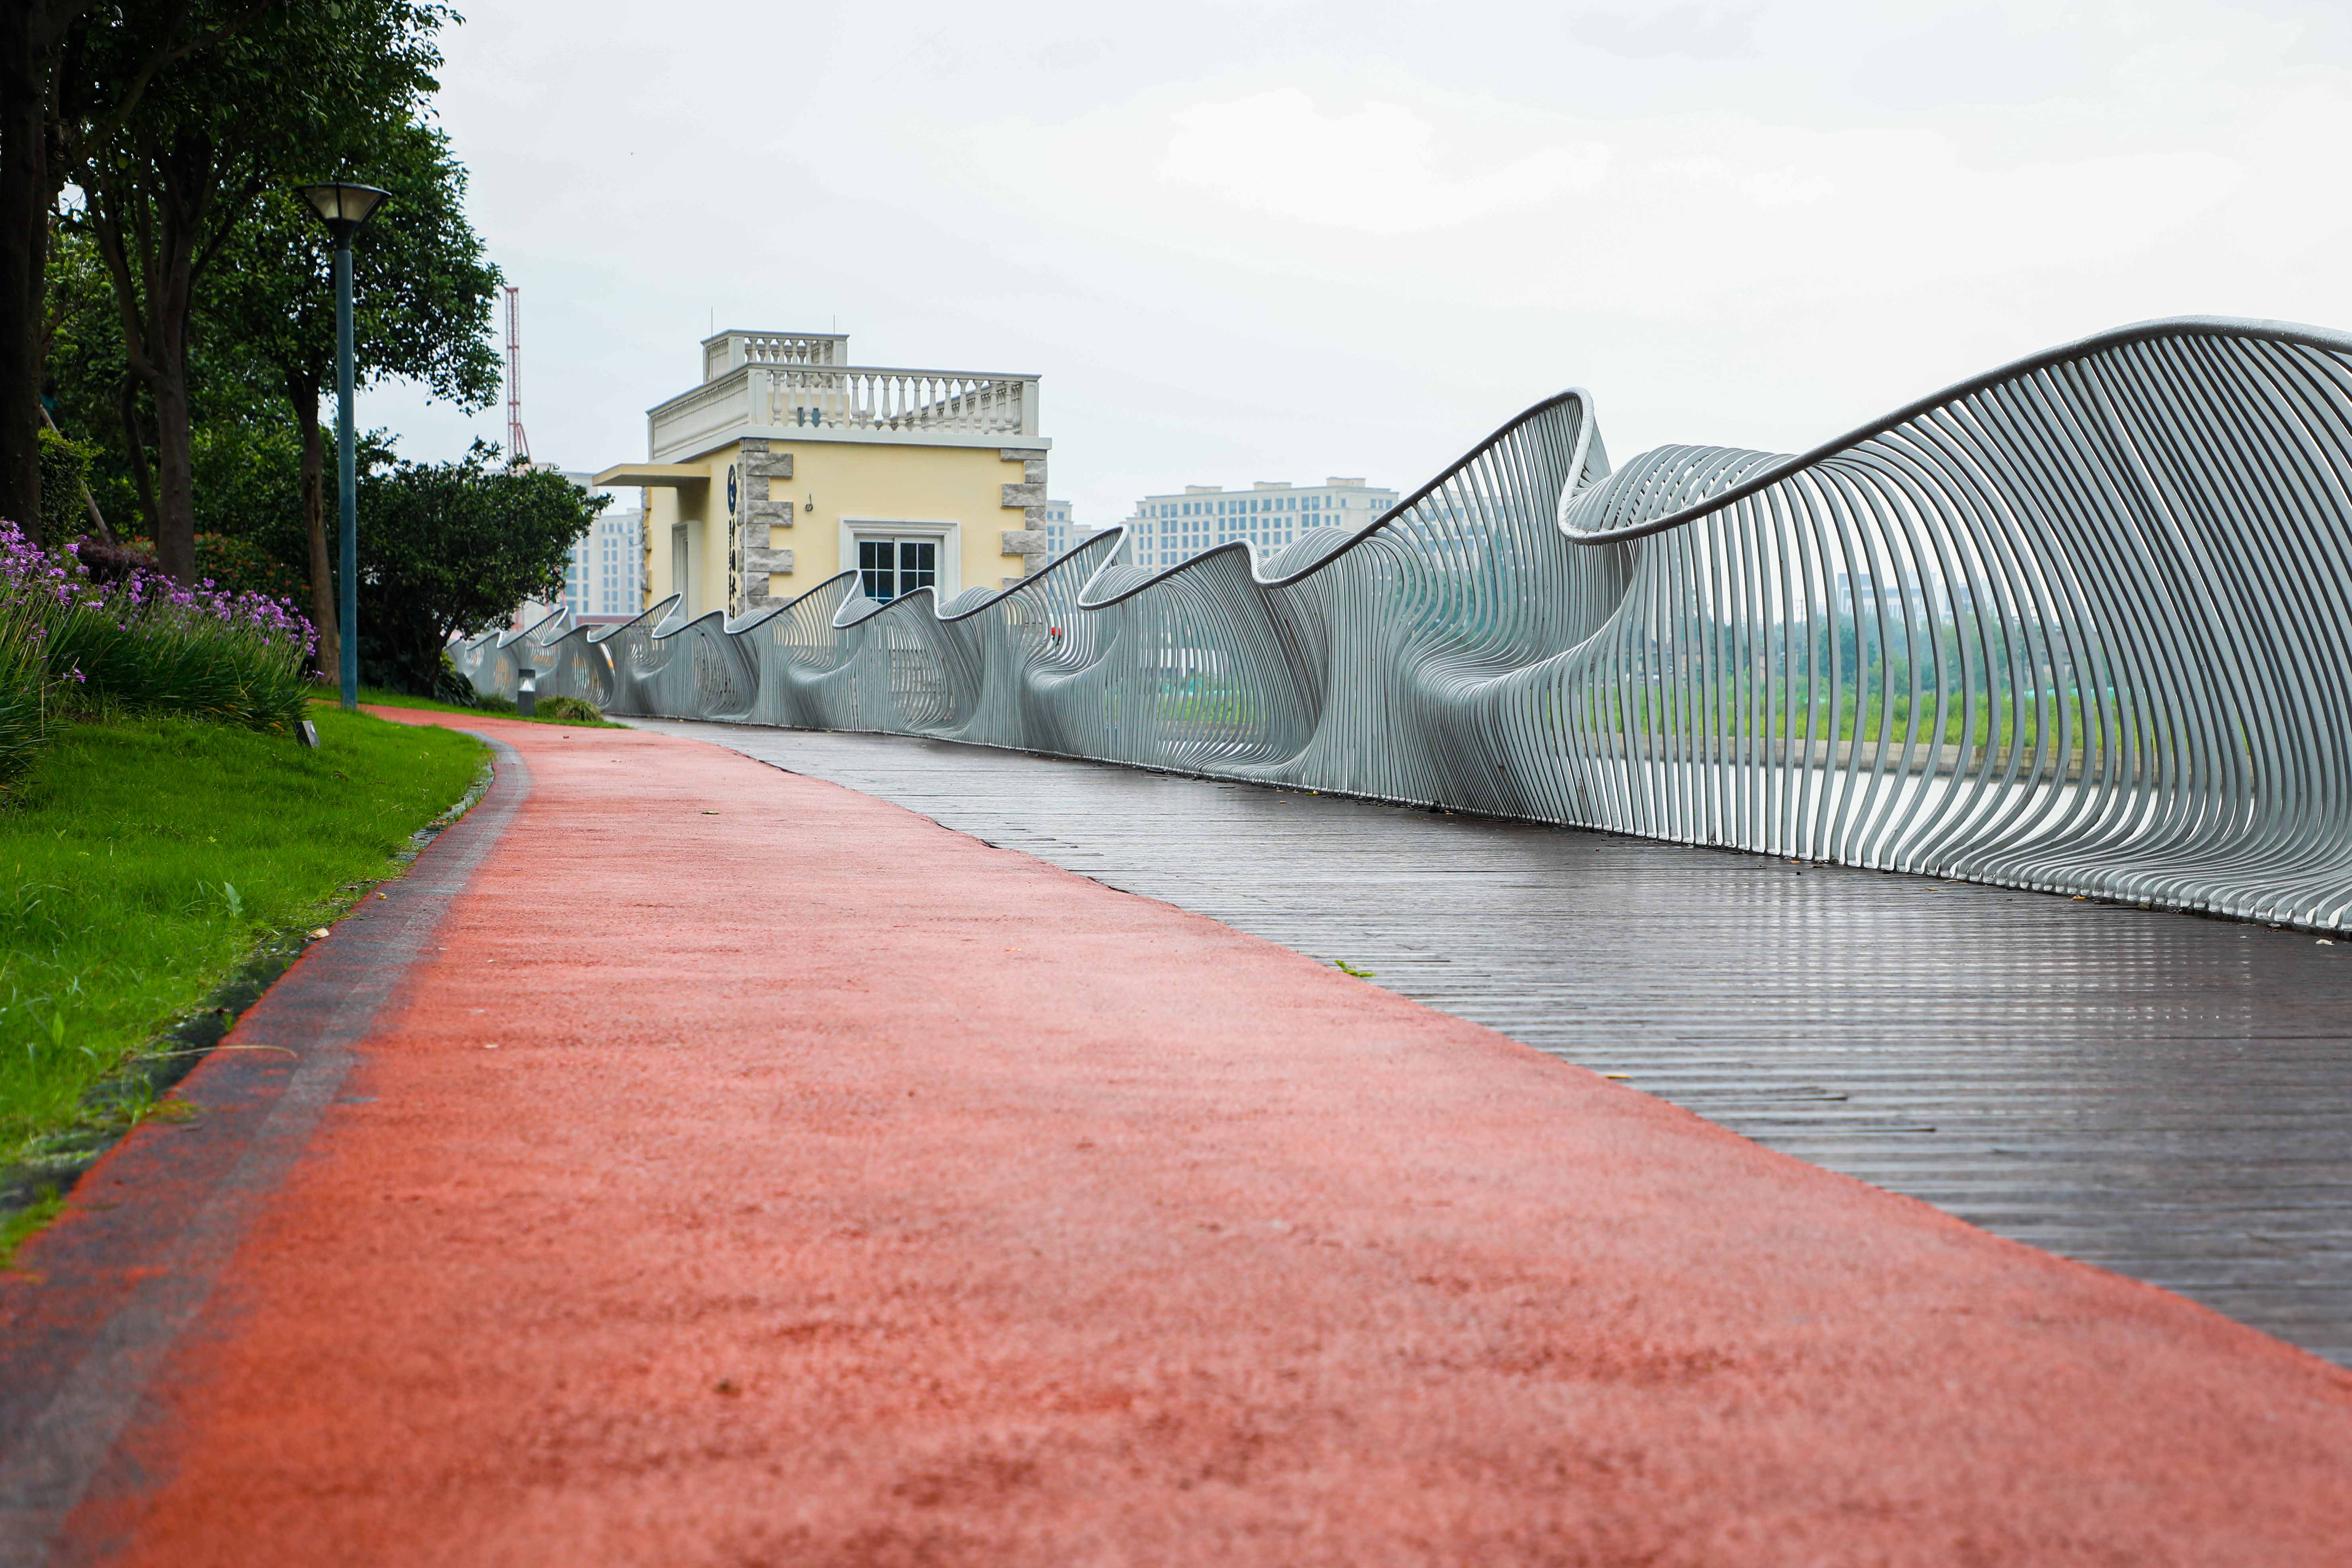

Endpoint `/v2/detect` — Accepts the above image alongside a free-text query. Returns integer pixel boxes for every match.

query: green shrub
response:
[355,444,601,694]
[37,428,93,542]
[0,667,40,786]
[0,524,317,753]
[124,534,310,607]
[0,533,49,786]
[535,695,602,724]
[472,691,516,714]
[430,651,476,707]
[49,585,314,734]
[196,534,308,604]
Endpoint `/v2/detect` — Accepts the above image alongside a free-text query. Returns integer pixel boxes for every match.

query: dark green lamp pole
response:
[295,181,391,711]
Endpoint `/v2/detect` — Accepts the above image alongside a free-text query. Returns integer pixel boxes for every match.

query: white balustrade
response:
[652,362,1039,457]
[738,333,842,367]
[702,331,847,384]
[765,367,1034,437]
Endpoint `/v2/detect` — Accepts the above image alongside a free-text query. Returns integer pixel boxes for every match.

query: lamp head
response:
[296,182,391,244]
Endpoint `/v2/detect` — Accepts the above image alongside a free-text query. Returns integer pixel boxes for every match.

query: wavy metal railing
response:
[459,316,2352,931]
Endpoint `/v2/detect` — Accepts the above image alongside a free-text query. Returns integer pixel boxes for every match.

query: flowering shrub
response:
[0,537,48,785]
[0,522,316,781]
[122,534,310,606]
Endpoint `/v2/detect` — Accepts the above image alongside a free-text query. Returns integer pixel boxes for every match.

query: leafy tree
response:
[44,221,295,544]
[356,443,602,695]
[65,0,449,580]
[0,0,239,544]
[43,208,376,607]
[212,117,500,677]
[188,416,300,541]
[41,222,147,528]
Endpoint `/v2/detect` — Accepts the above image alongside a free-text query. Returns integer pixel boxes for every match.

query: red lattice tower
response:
[504,284,531,465]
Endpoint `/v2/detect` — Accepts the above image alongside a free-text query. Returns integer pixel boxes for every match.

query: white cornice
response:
[654,426,1052,463]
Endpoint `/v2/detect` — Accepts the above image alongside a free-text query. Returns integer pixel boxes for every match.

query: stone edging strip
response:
[0,738,528,1566]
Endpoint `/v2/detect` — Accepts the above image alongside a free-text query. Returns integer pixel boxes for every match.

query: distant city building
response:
[1121,477,1399,569]
[520,471,643,628]
[1040,498,1079,559]
[563,502,644,620]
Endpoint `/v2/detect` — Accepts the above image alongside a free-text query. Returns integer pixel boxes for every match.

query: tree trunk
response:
[0,4,58,542]
[148,322,193,579]
[290,371,335,674]
[88,151,202,579]
[7,3,216,545]
[117,373,155,537]
[144,216,195,579]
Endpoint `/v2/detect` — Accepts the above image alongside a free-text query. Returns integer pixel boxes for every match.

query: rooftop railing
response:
[701,330,845,383]
[651,362,1041,457]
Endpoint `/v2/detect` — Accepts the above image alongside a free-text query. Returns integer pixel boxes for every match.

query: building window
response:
[860,538,937,602]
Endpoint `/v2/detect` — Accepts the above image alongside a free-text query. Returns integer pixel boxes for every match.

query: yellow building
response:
[593,330,1049,619]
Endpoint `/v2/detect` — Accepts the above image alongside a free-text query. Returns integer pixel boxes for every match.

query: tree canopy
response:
[357,444,603,695]
[10,0,544,695]
[1,0,227,543]
[66,0,453,579]
[217,117,500,418]
[210,114,500,670]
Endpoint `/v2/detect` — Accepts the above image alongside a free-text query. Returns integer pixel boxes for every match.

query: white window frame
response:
[841,517,961,602]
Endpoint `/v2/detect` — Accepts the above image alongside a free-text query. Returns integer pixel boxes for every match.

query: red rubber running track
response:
[5,712,2350,1565]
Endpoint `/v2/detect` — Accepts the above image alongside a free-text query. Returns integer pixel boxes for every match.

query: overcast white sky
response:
[367,0,2352,522]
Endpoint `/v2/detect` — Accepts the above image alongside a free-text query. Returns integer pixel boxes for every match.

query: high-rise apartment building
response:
[560,502,645,620]
[1040,498,1080,559]
[1120,478,1398,569]
[519,471,644,630]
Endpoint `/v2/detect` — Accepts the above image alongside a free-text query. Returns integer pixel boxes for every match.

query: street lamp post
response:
[295,182,391,711]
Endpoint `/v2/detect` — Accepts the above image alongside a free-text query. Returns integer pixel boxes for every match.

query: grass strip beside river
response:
[0,706,486,1254]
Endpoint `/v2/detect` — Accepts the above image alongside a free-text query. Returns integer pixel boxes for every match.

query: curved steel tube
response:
[458,316,2352,930]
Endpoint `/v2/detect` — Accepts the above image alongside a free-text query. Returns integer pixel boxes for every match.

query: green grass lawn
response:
[337,685,620,726]
[0,706,486,1252]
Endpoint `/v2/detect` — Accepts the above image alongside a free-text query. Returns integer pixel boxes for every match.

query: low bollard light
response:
[517,665,537,718]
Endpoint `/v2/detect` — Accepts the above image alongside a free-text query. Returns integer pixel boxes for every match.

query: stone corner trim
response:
[739,439,793,484]
[1001,449,1049,500]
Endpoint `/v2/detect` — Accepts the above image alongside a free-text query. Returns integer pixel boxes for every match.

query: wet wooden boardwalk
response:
[637,720,2352,1368]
